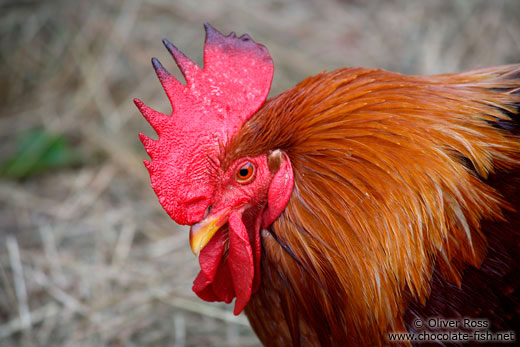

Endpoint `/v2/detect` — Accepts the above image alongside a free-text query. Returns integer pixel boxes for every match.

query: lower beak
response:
[189,208,230,256]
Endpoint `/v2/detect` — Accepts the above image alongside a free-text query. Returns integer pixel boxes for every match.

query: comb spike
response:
[143,159,153,172]
[203,22,218,39]
[151,57,169,76]
[162,39,201,85]
[139,133,158,157]
[134,98,168,134]
[151,57,184,105]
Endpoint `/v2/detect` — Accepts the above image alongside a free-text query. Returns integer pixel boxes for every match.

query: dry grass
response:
[0,0,519,346]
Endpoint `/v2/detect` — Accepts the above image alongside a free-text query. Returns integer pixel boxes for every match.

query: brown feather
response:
[226,65,520,345]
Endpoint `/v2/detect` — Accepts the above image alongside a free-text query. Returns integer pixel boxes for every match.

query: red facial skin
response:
[193,152,294,314]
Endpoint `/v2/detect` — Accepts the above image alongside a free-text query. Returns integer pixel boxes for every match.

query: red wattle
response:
[198,227,226,280]
[212,260,236,303]
[192,210,261,315]
[192,271,218,301]
[228,211,255,315]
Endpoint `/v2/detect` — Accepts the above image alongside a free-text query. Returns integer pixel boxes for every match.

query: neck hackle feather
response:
[228,65,520,345]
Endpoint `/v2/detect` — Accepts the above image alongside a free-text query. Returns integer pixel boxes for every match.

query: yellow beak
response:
[189,209,229,256]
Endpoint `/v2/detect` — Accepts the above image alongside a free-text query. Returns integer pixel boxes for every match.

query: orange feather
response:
[225,65,520,345]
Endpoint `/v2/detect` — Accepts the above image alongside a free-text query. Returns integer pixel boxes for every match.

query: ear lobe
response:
[267,149,283,173]
[262,151,294,228]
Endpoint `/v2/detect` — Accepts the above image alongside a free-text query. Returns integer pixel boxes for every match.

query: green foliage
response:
[0,128,82,180]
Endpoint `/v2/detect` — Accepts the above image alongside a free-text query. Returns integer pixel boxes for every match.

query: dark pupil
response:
[239,167,250,177]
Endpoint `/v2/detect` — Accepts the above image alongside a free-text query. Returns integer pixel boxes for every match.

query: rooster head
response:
[135,24,294,314]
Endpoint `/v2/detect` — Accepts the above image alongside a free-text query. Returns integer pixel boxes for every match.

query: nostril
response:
[204,205,212,218]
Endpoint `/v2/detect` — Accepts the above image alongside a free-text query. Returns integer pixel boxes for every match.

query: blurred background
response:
[0,0,519,346]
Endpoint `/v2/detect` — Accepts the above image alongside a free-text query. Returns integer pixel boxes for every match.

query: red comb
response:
[135,24,274,225]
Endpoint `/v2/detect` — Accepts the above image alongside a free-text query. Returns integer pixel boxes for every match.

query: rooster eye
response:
[236,162,255,183]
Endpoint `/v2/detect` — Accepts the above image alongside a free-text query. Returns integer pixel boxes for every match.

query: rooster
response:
[135,24,520,346]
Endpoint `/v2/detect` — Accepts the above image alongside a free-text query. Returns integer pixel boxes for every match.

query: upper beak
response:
[189,208,230,256]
